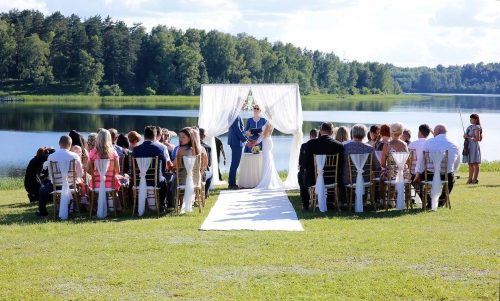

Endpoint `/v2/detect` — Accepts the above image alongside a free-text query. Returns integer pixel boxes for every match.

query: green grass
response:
[0,171,498,300]
[7,93,429,103]
[0,178,23,191]
[302,94,430,101]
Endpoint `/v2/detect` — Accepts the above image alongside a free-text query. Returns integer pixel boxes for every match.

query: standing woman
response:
[463,114,482,184]
[244,105,266,153]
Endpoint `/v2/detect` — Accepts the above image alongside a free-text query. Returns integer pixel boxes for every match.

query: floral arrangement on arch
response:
[251,145,261,154]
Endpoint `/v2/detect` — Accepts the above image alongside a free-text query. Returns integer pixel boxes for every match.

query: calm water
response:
[1,94,499,178]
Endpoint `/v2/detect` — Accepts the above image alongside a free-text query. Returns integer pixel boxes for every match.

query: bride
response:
[254,122,287,189]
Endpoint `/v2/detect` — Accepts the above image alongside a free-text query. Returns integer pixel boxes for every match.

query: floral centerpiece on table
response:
[251,145,261,154]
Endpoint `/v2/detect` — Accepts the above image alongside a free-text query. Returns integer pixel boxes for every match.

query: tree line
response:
[0,10,402,96]
[389,63,500,94]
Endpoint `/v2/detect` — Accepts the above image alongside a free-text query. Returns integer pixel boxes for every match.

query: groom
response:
[228,105,255,190]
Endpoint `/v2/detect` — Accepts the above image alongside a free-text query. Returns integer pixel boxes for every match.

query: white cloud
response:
[0,0,48,14]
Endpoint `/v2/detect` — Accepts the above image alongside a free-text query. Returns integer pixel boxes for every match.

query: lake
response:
[1,94,499,178]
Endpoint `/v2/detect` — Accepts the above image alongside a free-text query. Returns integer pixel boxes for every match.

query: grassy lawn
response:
[0,172,498,300]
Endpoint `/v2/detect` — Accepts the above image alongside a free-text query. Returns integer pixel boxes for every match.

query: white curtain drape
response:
[198,84,303,188]
[314,155,327,213]
[58,160,72,220]
[199,85,250,186]
[392,152,410,210]
[95,159,110,218]
[429,152,445,211]
[180,156,197,214]
[350,153,369,213]
[136,157,152,216]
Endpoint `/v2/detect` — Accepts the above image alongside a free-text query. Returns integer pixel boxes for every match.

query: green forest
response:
[0,9,498,96]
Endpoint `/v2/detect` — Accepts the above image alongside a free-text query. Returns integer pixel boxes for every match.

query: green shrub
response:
[100,84,123,96]
[144,87,156,96]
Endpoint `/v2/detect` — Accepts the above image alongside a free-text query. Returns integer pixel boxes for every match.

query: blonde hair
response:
[390,122,405,137]
[87,132,98,150]
[96,129,114,159]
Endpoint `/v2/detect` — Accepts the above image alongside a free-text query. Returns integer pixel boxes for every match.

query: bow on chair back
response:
[57,160,73,220]
[136,157,153,216]
[314,155,327,212]
[390,152,410,210]
[180,155,199,214]
[350,153,370,213]
[93,159,111,218]
[429,151,446,211]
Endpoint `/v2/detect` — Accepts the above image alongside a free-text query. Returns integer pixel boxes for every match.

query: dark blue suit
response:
[228,115,247,186]
[132,140,168,210]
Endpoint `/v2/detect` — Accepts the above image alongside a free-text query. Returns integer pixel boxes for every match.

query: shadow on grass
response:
[287,191,426,221]
[0,188,224,226]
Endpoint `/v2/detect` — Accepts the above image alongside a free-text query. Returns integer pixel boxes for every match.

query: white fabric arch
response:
[198,84,303,188]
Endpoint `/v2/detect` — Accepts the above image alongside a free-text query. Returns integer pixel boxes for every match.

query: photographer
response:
[24,147,55,203]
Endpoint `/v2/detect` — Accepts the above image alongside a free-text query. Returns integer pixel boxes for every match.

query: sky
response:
[1,0,500,67]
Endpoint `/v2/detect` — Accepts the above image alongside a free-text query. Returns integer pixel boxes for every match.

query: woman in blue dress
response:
[244,105,266,153]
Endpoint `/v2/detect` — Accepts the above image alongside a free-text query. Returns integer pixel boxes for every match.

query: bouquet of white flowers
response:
[251,145,261,154]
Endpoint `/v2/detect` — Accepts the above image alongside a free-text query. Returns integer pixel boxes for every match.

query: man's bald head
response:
[434,124,448,136]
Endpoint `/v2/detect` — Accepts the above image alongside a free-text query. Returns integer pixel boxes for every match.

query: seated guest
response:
[367,125,381,147]
[87,130,121,198]
[161,128,176,151]
[127,131,142,152]
[374,123,391,151]
[342,124,380,188]
[171,128,206,203]
[154,125,172,168]
[335,126,349,144]
[379,122,409,205]
[132,126,168,211]
[25,147,54,203]
[413,124,460,198]
[71,145,89,203]
[403,128,412,145]
[298,128,318,210]
[36,135,83,217]
[199,128,213,199]
[117,133,131,174]
[69,130,88,166]
[87,133,98,151]
[108,128,123,157]
[408,124,432,177]
[303,122,344,211]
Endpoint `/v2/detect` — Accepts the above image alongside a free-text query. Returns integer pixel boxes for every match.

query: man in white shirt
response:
[36,135,83,217]
[409,124,432,177]
[413,124,460,195]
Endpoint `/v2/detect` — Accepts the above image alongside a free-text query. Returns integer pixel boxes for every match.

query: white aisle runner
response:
[200,189,304,231]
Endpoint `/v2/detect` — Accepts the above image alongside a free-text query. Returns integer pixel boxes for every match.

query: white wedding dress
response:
[255,123,287,190]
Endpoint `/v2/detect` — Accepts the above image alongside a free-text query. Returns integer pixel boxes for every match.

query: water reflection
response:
[2,95,500,178]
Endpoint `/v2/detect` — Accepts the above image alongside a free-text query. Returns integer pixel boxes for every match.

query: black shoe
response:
[228,185,240,190]
[301,206,309,211]
[35,211,48,217]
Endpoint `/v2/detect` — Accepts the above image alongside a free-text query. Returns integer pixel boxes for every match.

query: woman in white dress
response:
[255,122,287,190]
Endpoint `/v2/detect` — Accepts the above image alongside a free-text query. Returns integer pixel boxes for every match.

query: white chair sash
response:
[350,153,370,213]
[136,157,152,216]
[181,156,197,214]
[58,160,72,220]
[95,159,111,218]
[314,155,327,213]
[392,152,410,210]
[374,151,383,165]
[429,151,445,211]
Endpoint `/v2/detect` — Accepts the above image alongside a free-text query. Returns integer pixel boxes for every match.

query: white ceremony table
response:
[237,153,263,188]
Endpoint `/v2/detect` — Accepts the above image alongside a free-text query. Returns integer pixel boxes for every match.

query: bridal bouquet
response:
[251,146,261,154]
